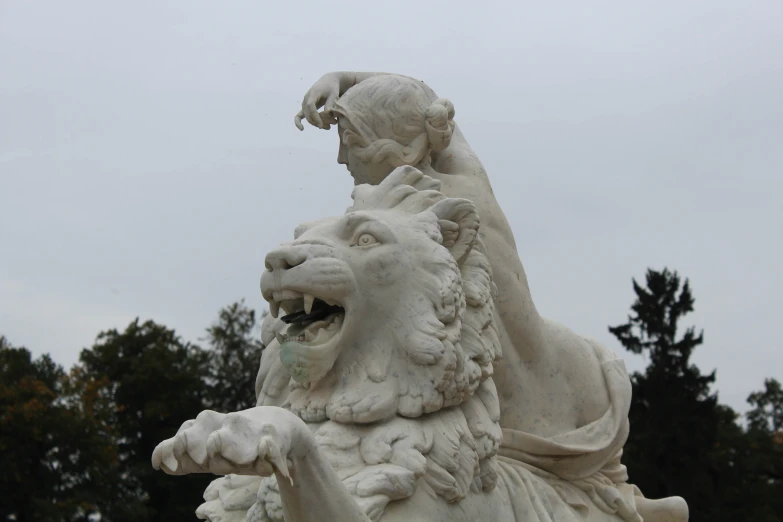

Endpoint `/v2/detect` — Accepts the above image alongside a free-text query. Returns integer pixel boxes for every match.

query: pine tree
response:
[609,268,724,521]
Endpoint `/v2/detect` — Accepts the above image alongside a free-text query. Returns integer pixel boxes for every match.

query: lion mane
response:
[200,167,503,522]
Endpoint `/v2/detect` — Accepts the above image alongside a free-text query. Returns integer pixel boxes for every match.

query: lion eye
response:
[355,233,379,247]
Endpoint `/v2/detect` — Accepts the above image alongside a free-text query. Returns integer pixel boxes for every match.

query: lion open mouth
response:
[271,291,345,347]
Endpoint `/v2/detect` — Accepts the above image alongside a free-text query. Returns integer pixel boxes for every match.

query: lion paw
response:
[152,406,309,483]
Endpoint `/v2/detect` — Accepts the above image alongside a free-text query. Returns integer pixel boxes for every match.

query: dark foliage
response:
[73,318,215,521]
[204,300,265,413]
[610,268,782,521]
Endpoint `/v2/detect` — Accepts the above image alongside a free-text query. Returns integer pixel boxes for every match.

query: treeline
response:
[1,270,781,521]
[1,302,264,521]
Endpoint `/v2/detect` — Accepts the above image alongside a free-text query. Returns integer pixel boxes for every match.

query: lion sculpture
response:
[153,69,692,521]
[153,166,514,522]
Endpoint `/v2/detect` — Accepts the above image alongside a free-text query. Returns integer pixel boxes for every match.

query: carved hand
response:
[295,72,342,131]
[151,406,313,484]
[295,71,394,131]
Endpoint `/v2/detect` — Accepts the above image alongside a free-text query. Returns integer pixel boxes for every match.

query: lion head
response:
[259,166,500,426]
[196,168,504,522]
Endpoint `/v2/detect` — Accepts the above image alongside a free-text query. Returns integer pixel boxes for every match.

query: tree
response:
[0,336,115,522]
[609,268,726,521]
[204,301,265,413]
[74,319,213,521]
[748,378,783,436]
[0,302,277,521]
[742,379,783,519]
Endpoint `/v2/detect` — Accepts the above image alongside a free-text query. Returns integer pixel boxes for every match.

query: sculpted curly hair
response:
[333,75,456,168]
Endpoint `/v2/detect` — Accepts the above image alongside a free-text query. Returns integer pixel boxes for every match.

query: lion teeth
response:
[276,332,305,344]
[304,329,315,342]
[304,294,315,314]
[312,327,331,344]
[270,301,280,319]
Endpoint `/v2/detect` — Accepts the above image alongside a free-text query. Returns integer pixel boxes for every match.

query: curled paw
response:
[152,406,307,484]
[152,410,225,475]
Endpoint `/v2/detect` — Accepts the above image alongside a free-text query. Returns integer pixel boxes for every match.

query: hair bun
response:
[425,98,456,152]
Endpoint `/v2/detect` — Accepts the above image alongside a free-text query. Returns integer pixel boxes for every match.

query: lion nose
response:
[264,245,308,272]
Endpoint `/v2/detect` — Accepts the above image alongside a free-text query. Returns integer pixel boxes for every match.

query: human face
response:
[337,118,396,186]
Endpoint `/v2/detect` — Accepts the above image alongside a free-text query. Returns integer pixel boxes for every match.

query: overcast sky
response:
[1,1,781,414]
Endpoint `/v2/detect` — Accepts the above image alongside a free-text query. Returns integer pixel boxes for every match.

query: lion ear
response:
[430,198,479,264]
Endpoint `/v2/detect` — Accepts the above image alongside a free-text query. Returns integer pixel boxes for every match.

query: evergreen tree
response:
[609,268,724,520]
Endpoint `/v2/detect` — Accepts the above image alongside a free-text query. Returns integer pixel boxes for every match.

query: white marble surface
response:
[152,72,689,522]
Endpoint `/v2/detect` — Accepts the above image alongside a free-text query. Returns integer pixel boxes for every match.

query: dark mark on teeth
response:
[280,299,344,325]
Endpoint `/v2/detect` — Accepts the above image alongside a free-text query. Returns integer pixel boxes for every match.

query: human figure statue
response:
[293,71,689,522]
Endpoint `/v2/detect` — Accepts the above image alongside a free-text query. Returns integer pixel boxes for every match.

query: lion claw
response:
[259,435,293,486]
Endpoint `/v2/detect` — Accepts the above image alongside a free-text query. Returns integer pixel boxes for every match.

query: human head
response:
[332,75,456,185]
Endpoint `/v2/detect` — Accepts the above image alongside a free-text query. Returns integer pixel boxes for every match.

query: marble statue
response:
[152,72,690,521]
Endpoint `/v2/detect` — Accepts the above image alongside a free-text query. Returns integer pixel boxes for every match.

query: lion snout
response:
[264,240,341,270]
[265,244,309,271]
[261,244,355,306]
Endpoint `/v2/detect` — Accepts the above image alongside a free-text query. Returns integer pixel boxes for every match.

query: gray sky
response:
[1,1,781,414]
